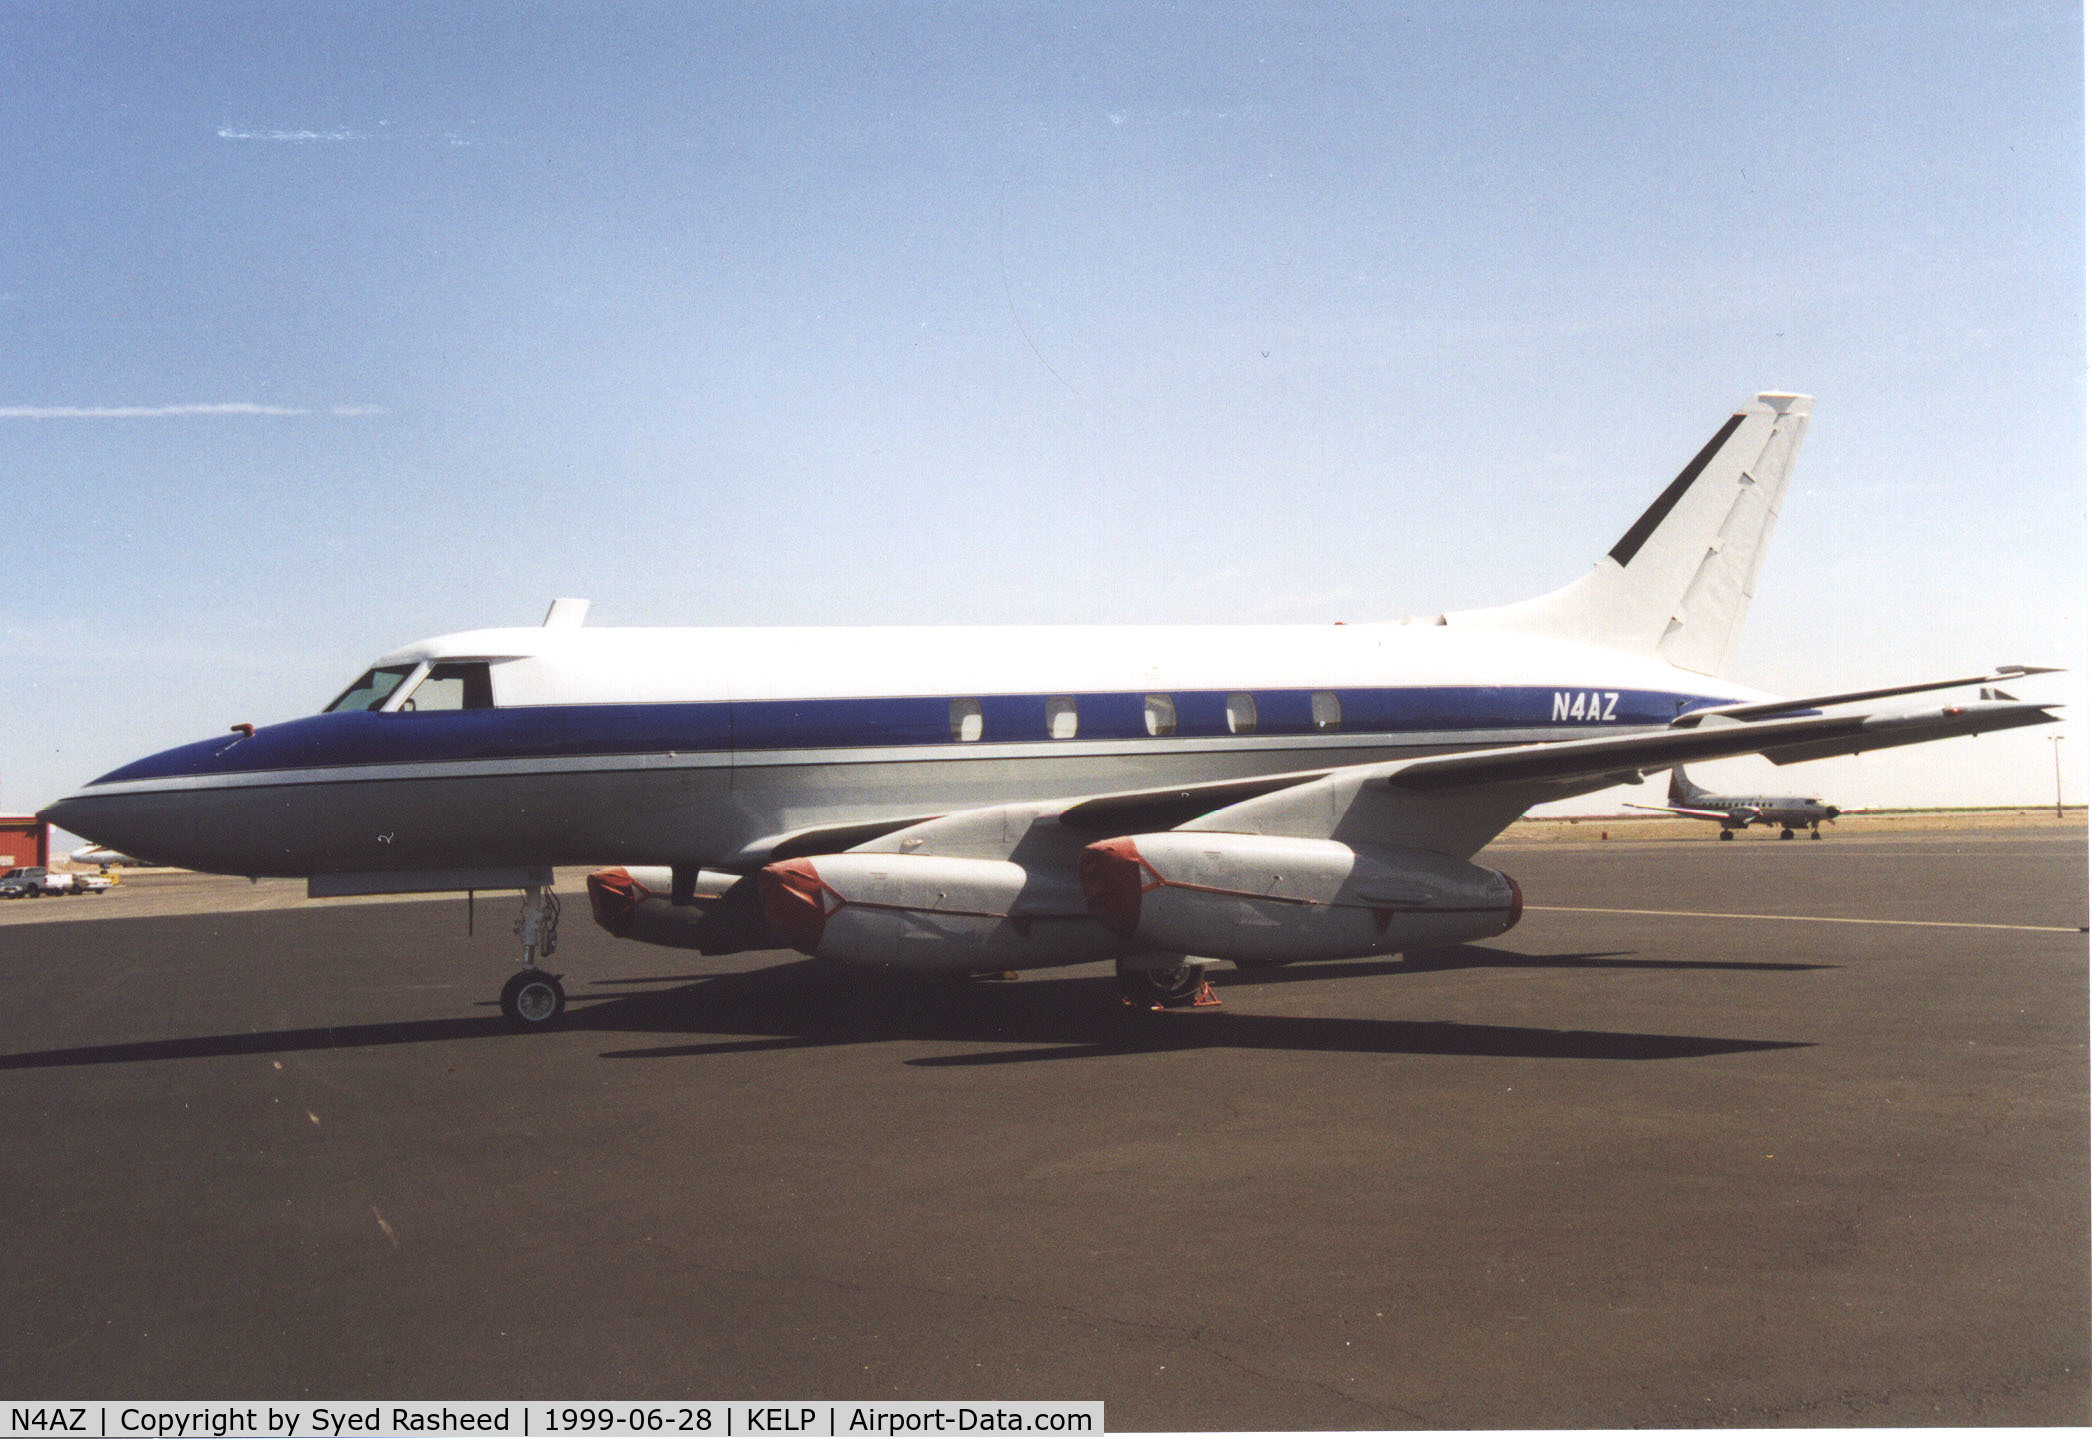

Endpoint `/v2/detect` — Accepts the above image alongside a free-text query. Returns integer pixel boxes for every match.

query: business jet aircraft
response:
[40,393,2060,1027]
[67,844,149,870]
[1630,766,1841,839]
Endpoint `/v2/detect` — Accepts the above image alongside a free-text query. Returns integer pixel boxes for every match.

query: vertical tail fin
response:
[1453,393,1813,677]
[1668,767,1705,805]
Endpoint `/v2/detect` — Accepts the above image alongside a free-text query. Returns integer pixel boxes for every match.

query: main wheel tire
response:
[500,970,566,1030]
[1117,959,1207,1007]
[1718,829,1735,841]
[1780,828,1796,840]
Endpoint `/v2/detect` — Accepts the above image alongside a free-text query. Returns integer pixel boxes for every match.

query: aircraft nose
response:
[1825,806,1841,819]
[36,796,82,838]
[38,791,164,866]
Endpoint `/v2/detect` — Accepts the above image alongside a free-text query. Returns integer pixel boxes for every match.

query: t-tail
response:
[1453,392,1813,678]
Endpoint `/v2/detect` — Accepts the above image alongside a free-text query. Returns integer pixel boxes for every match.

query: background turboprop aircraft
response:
[1629,766,1841,840]
[41,393,2061,1028]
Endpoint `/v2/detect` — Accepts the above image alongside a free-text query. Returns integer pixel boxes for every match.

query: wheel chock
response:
[1190,981,1222,1008]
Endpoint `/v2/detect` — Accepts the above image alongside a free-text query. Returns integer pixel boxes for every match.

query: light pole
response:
[2052,734,2065,819]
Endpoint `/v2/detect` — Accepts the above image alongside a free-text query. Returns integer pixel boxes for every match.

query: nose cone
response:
[39,790,122,849]
[1825,806,1841,820]
[37,729,293,874]
[40,785,190,871]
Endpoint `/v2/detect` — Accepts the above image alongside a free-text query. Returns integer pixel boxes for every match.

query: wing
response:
[1623,803,1751,822]
[828,685,2057,867]
[1672,665,2059,725]
[711,676,2056,966]
[1180,692,2058,857]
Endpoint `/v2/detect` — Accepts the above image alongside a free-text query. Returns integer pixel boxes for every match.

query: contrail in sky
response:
[0,403,384,419]
[217,126,368,142]
[216,123,483,147]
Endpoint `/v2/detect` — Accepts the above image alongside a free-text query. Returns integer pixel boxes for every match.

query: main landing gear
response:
[1116,956,1220,1009]
[500,884,566,1030]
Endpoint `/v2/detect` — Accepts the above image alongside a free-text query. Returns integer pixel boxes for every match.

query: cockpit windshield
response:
[325,665,417,713]
[398,662,494,710]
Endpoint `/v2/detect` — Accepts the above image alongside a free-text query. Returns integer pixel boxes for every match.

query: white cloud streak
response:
[0,403,384,419]
[217,126,369,142]
[217,121,490,148]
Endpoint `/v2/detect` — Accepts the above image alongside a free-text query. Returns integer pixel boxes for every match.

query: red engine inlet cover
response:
[1078,837,1149,937]
[757,858,838,952]
[585,867,643,937]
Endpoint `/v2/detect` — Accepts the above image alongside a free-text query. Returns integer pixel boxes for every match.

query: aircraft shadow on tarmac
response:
[0,945,1812,1071]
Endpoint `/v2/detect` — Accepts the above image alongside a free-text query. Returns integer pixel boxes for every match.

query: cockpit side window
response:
[325,665,417,713]
[398,662,494,711]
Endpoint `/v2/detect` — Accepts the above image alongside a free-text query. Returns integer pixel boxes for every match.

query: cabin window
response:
[1312,691,1343,731]
[1045,696,1079,739]
[1226,693,1258,734]
[399,662,494,711]
[1144,694,1177,737]
[325,665,417,713]
[950,698,984,742]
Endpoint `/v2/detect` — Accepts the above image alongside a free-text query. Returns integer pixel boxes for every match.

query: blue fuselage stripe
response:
[91,685,1725,786]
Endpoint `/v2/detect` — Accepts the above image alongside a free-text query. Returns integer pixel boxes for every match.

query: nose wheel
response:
[500,969,567,1029]
[501,883,567,1030]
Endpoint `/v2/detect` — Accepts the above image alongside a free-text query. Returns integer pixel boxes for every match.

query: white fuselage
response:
[46,619,1761,879]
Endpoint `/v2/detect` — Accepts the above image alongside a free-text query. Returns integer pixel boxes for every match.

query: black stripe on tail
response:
[1607,412,1748,567]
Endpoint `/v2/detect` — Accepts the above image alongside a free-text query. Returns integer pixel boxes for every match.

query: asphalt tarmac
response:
[1,826,2084,1428]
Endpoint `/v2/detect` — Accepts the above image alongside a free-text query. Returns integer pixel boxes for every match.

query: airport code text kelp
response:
[4,1405,1104,1439]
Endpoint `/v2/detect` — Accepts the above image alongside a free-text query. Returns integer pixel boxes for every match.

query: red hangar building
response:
[0,816,50,869]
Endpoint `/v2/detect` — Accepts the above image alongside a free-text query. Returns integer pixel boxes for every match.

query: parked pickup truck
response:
[0,866,108,897]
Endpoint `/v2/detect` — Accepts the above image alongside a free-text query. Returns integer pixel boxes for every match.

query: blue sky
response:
[4,1,2082,820]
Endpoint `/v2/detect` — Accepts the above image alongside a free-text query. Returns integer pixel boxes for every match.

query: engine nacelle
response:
[758,853,1126,974]
[585,866,774,954]
[1079,832,1520,964]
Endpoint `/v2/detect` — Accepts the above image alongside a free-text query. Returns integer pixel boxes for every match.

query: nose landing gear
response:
[501,884,566,1030]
